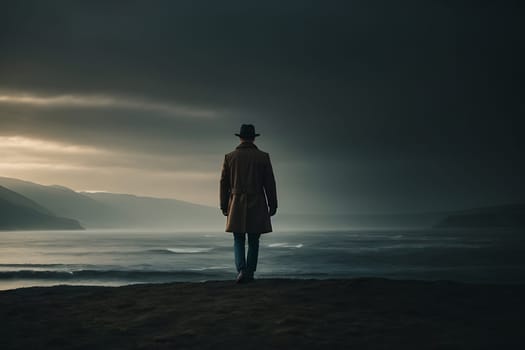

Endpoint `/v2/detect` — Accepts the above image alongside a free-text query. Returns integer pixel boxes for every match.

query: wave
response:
[268,243,303,248]
[148,247,214,254]
[0,263,78,268]
[0,269,231,281]
[0,263,103,272]
[188,265,230,271]
[40,247,217,257]
[372,243,483,250]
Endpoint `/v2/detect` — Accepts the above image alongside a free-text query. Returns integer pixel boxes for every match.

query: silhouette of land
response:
[0,278,523,349]
[0,185,82,230]
[434,204,525,228]
[1,176,524,231]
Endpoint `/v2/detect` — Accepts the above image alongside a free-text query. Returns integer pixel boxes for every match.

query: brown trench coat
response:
[220,142,277,234]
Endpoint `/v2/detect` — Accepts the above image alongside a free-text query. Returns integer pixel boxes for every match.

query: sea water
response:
[0,228,524,290]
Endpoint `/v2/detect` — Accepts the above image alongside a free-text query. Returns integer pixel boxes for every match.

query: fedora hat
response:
[235,124,260,139]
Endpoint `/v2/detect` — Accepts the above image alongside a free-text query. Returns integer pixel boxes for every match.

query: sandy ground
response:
[0,278,524,349]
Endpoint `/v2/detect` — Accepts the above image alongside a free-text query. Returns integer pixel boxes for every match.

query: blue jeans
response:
[233,232,261,277]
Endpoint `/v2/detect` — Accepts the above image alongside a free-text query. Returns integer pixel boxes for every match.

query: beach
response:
[1,278,524,349]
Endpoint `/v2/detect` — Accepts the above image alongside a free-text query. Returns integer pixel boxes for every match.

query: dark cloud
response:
[0,0,523,213]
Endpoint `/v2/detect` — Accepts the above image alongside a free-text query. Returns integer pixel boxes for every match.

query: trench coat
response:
[220,142,277,234]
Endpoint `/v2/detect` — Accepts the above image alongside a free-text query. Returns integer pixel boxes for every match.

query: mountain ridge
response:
[2,176,522,230]
[0,185,83,230]
[0,177,221,229]
[434,203,525,228]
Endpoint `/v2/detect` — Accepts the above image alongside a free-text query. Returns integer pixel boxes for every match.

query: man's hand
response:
[269,207,277,216]
[222,209,228,216]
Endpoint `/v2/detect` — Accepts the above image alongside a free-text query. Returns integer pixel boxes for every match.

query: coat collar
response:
[236,142,258,149]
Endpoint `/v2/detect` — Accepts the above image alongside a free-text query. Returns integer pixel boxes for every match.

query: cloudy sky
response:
[0,1,523,214]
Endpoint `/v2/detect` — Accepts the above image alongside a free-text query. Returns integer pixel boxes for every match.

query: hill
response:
[0,177,222,229]
[9,176,520,231]
[0,185,83,230]
[0,177,114,228]
[434,203,525,228]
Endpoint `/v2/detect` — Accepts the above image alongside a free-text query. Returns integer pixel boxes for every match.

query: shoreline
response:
[2,275,525,292]
[1,277,524,349]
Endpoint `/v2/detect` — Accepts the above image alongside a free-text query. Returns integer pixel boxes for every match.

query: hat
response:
[235,124,260,139]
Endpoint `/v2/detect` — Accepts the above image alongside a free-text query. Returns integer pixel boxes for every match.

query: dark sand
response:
[1,278,524,349]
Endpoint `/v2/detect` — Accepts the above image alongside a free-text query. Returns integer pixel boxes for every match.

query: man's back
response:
[220,141,277,234]
[221,124,277,283]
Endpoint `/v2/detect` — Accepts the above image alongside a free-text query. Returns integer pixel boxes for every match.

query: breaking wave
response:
[268,243,303,248]
[0,269,230,281]
[148,247,214,254]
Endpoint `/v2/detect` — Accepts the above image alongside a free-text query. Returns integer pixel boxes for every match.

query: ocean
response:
[0,228,524,290]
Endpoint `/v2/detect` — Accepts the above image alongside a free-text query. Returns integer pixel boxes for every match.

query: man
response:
[220,124,277,283]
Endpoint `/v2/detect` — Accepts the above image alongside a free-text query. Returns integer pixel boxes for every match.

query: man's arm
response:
[263,153,277,216]
[219,155,230,215]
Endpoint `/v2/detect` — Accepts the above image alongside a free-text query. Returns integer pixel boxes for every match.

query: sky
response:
[0,0,523,214]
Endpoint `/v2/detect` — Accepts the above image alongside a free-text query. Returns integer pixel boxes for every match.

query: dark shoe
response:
[244,272,255,283]
[235,270,245,284]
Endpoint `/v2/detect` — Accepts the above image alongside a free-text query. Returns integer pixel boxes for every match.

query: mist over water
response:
[0,229,524,290]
